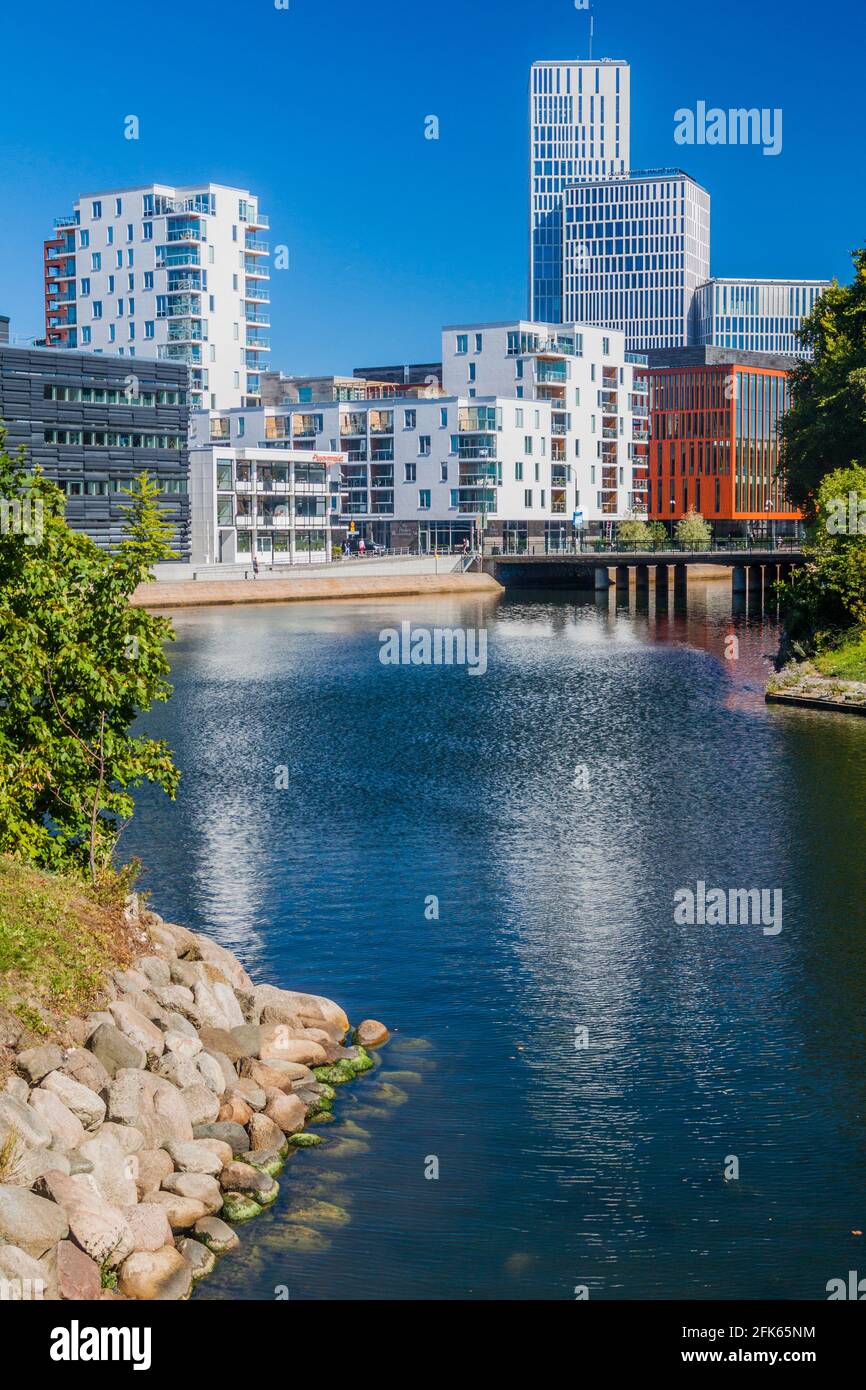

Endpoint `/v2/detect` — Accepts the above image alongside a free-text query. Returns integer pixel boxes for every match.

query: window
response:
[440,463,448,482]
[127,250,134,267]
[114,198,122,216]
[80,278,90,296]
[456,334,468,354]
[404,408,416,429]
[92,300,102,319]
[108,324,115,341]
[515,461,523,481]
[142,222,152,240]
[404,463,417,482]
[440,407,448,428]
[107,226,114,245]
[524,437,533,455]
[91,252,101,271]
[127,273,134,291]
[144,271,154,290]
[92,200,102,219]
[516,360,524,379]
[116,251,122,268]
[475,333,483,353]
[602,337,610,355]
[419,436,431,456]
[418,489,431,509]
[117,299,124,317]
[81,326,91,345]
[524,489,533,507]
[515,408,524,427]
[450,489,459,509]
[144,321,154,339]
[126,224,134,242]
[79,229,90,248]
[238,418,245,437]
[128,322,135,340]
[468,363,476,382]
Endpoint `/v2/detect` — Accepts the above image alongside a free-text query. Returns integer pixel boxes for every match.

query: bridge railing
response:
[488,537,803,557]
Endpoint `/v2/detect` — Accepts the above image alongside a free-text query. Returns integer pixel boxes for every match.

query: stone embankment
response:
[132,572,503,609]
[0,906,389,1301]
[766,665,866,716]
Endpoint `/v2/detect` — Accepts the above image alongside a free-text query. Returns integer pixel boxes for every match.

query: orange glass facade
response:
[648,363,801,527]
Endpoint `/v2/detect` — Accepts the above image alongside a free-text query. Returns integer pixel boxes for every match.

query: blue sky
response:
[0,0,862,373]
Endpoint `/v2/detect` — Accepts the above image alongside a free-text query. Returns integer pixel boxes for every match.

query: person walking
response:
[251,552,259,579]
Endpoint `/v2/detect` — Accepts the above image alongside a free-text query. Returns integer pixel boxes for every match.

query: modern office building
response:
[0,343,190,553]
[43,183,269,411]
[690,278,830,358]
[0,315,9,344]
[188,433,335,567]
[646,346,800,535]
[562,170,711,352]
[530,59,630,322]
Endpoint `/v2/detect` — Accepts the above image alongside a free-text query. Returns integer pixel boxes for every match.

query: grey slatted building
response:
[0,345,190,556]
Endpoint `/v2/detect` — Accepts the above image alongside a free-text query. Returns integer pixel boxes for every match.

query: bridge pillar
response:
[594,566,611,591]
[748,563,763,595]
[655,563,669,609]
[635,563,650,591]
[732,564,747,595]
[615,564,630,593]
[674,563,688,596]
[764,563,779,597]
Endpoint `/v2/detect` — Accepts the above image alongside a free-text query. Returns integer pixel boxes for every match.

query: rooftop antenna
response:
[589,15,594,60]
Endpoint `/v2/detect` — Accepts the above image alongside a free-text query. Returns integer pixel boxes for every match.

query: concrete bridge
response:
[482,547,805,599]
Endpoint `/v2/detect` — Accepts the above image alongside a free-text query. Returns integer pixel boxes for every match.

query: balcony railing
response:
[245,283,269,300]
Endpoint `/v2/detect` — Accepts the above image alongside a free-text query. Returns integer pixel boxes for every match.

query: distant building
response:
[260,371,434,406]
[0,315,9,344]
[43,183,270,410]
[530,59,631,322]
[647,346,800,535]
[0,344,190,554]
[690,278,830,358]
[563,170,711,352]
[352,363,442,389]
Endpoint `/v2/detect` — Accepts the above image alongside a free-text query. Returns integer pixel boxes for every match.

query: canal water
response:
[125,579,866,1300]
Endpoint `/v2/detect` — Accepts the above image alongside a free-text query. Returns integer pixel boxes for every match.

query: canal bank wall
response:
[132,571,503,608]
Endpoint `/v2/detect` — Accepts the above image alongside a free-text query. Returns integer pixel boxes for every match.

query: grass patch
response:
[814,631,866,682]
[0,855,137,1036]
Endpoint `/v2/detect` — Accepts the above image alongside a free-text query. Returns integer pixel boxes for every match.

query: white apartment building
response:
[690,277,830,358]
[562,170,711,352]
[190,320,648,553]
[530,59,630,322]
[44,183,270,410]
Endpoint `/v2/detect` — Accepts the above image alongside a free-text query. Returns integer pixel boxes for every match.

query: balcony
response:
[166,224,203,243]
[245,282,269,301]
[167,275,202,293]
[158,344,202,365]
[244,309,270,325]
[535,362,568,384]
[244,259,269,278]
[244,238,269,255]
[458,438,497,461]
[167,320,205,342]
[54,212,79,227]
[157,248,201,269]
[158,297,201,319]
[370,446,394,462]
[245,334,270,350]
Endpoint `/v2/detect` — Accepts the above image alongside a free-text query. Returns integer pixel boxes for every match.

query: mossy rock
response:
[312,1064,353,1086]
[324,1137,370,1159]
[279,1225,332,1252]
[341,1046,375,1075]
[222,1191,263,1223]
[315,1083,337,1103]
[378,1069,423,1086]
[288,1131,323,1148]
[240,1149,285,1178]
[338,1118,371,1140]
[286,1198,350,1228]
[308,1110,335,1125]
[257,1177,280,1205]
[389,1037,432,1052]
[365,1081,409,1107]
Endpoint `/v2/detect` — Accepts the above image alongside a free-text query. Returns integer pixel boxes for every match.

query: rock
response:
[192,1138,235,1168]
[355,1019,390,1048]
[195,937,254,992]
[0,1243,51,1299]
[247,1113,287,1153]
[220,1192,262,1223]
[179,1084,220,1127]
[161,1173,222,1215]
[196,1052,229,1097]
[28,1090,87,1151]
[279,1225,332,1252]
[252,985,349,1040]
[97,1123,145,1157]
[2,1075,29,1103]
[164,1140,222,1176]
[66,1200,135,1268]
[259,1027,328,1067]
[152,985,197,1016]
[104,1070,154,1126]
[170,958,204,990]
[192,1121,248,1156]
[341,1045,375,1075]
[0,1185,69,1258]
[68,1151,95,1176]
[286,1198,350,1228]
[17,1044,63,1085]
[152,1052,201,1091]
[136,956,171,988]
[39,1072,105,1131]
[132,1149,174,1201]
[263,1092,306,1135]
[159,922,201,960]
[176,1236,215,1280]
[148,1192,209,1231]
[218,1161,276,1198]
[225,1078,266,1110]
[163,1012,199,1040]
[0,1093,54,1149]
[164,1031,202,1059]
[88,1023,146,1078]
[120,989,170,1025]
[119,1246,192,1301]
[196,1027,247,1064]
[366,1081,409,1107]
[59,1047,111,1095]
[193,981,245,1032]
[153,1085,194,1143]
[228,1025,262,1058]
[0,1007,24,1050]
[240,1058,294,1092]
[123,1203,173,1253]
[238,1149,285,1178]
[218,1099,253,1126]
[108,1002,165,1060]
[288,1132,322,1148]
[113,967,151,995]
[193,1215,239,1253]
[55,1240,101,1300]
[76,1132,138,1208]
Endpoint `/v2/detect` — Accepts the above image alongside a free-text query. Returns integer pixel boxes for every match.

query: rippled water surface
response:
[125,580,866,1300]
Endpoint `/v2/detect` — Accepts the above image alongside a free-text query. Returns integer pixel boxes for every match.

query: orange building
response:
[646,348,802,536]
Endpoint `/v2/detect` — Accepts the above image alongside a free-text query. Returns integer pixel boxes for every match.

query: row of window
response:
[43,385,187,406]
[44,429,184,449]
[57,477,187,496]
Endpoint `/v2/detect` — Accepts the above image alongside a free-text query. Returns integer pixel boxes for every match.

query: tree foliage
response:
[675,509,713,546]
[777,464,866,658]
[0,434,179,881]
[780,248,866,511]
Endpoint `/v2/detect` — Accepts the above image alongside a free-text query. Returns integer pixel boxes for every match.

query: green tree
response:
[780,248,866,511]
[118,471,177,573]
[0,440,179,882]
[675,509,712,547]
[646,521,669,544]
[777,463,866,657]
[617,517,652,545]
